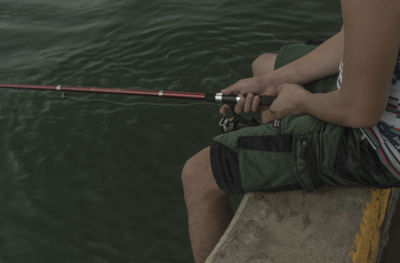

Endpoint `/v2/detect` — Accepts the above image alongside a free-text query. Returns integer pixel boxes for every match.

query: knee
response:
[181,155,206,194]
[252,53,277,76]
[181,148,221,198]
[181,156,198,191]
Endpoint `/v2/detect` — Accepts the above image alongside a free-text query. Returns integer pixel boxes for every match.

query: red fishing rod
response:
[0,83,275,106]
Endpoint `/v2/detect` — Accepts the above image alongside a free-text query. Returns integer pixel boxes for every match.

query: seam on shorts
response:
[210,141,244,193]
[237,134,293,152]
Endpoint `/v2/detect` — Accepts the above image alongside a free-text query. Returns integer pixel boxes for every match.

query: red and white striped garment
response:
[337,53,400,179]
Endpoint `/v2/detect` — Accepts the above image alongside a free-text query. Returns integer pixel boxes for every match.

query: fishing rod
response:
[0,83,275,106]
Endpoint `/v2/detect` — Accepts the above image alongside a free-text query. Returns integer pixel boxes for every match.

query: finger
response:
[221,81,241,95]
[234,95,245,114]
[261,109,274,124]
[251,95,260,112]
[262,109,279,124]
[243,93,254,113]
[219,104,231,115]
[221,78,253,95]
[268,107,284,121]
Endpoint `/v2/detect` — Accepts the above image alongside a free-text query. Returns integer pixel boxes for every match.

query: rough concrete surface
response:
[206,188,399,263]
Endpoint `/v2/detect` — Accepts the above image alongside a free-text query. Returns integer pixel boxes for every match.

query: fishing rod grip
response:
[259,95,276,106]
[205,93,276,106]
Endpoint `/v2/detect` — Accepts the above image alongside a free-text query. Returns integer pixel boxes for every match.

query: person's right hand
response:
[219,74,278,115]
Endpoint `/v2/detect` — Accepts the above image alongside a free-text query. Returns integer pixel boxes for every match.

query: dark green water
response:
[0,1,341,262]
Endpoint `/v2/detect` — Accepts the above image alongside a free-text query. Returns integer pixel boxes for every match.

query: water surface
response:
[0,1,341,262]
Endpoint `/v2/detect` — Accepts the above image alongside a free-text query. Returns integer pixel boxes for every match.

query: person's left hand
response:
[262,83,309,123]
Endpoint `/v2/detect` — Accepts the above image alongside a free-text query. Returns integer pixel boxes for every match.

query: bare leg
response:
[251,53,277,123]
[182,147,233,263]
[252,53,277,77]
[182,54,277,263]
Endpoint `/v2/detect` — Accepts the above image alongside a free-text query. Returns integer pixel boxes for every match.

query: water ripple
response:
[0,0,341,262]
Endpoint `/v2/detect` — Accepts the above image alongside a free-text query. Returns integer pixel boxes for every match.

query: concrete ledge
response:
[206,188,399,263]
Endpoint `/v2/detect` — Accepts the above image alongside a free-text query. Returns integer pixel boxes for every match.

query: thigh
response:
[210,113,398,194]
[210,115,323,193]
[252,53,277,76]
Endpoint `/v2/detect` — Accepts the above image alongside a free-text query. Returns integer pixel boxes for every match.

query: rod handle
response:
[259,96,276,106]
[205,93,276,106]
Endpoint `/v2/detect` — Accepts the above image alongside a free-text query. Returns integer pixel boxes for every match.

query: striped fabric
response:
[336,51,400,180]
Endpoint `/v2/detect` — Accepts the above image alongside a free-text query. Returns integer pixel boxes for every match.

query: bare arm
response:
[271,29,344,86]
[296,0,400,128]
[221,28,345,114]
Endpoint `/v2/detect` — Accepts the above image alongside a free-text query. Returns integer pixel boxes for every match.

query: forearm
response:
[299,0,400,129]
[300,90,379,128]
[269,30,344,86]
[262,0,400,128]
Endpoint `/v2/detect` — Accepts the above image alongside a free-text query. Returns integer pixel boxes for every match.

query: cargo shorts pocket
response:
[237,134,303,192]
[293,134,321,192]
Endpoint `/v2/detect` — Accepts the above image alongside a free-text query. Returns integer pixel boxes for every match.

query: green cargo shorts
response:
[210,44,399,193]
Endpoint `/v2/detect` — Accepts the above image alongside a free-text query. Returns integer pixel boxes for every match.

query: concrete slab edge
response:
[372,188,400,262]
[205,188,400,263]
[349,188,392,263]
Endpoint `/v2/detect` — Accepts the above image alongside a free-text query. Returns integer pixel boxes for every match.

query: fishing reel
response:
[219,113,260,133]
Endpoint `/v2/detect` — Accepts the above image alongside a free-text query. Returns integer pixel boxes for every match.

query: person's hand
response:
[219,74,278,114]
[262,83,309,123]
